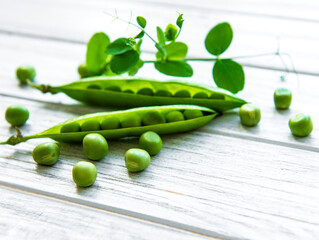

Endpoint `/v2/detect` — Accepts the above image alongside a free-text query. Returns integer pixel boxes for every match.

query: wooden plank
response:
[0,95,318,239]
[0,33,318,151]
[137,0,319,22]
[0,186,213,240]
[1,0,319,74]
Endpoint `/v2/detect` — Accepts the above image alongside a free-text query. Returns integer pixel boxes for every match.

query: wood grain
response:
[1,0,319,74]
[1,1,319,239]
[0,186,214,240]
[0,95,319,239]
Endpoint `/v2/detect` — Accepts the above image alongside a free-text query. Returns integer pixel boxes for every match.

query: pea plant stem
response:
[104,11,158,44]
[143,52,278,63]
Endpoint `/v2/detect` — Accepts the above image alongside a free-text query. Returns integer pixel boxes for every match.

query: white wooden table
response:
[1,0,319,239]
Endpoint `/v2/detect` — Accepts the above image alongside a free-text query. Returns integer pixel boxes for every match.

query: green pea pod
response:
[28,77,246,112]
[1,105,217,145]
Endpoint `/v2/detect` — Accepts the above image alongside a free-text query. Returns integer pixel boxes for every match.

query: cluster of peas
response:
[239,88,313,137]
[5,102,163,187]
[7,66,314,187]
[60,110,203,134]
[87,83,225,100]
[7,66,170,187]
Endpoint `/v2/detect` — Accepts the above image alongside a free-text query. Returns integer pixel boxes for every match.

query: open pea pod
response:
[1,105,217,145]
[28,77,246,112]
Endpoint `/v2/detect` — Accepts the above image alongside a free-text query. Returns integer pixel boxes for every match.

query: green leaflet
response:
[154,60,193,77]
[213,59,245,94]
[106,38,135,55]
[156,27,166,45]
[128,59,144,76]
[205,22,233,56]
[165,24,178,41]
[110,50,140,74]
[156,42,188,61]
[137,16,147,28]
[86,32,110,75]
[176,14,184,29]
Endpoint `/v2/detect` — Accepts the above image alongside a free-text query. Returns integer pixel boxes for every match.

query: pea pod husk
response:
[28,77,246,112]
[1,105,217,145]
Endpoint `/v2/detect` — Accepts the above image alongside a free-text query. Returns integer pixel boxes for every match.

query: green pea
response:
[81,119,100,131]
[193,92,209,99]
[32,142,60,166]
[121,113,142,128]
[139,131,162,156]
[101,116,121,130]
[274,88,292,109]
[210,93,225,100]
[142,111,166,126]
[5,105,29,126]
[82,133,108,160]
[137,87,154,96]
[166,111,185,123]
[72,161,97,187]
[154,89,173,97]
[77,63,90,78]
[60,122,81,133]
[289,113,313,137]
[174,90,191,98]
[87,84,101,90]
[125,148,151,172]
[123,89,134,94]
[239,103,261,126]
[105,85,121,92]
[183,109,203,120]
[16,65,36,84]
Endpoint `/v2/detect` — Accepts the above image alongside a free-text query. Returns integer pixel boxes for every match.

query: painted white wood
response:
[1,0,319,74]
[0,95,319,239]
[0,1,319,239]
[0,186,213,240]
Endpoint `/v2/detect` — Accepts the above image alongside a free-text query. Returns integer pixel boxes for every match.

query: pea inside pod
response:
[28,77,246,112]
[1,105,218,145]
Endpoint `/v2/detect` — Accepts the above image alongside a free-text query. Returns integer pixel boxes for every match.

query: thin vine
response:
[77,11,298,94]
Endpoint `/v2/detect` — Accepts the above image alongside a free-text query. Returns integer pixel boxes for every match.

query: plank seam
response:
[0,92,318,153]
[0,182,240,240]
[0,29,317,76]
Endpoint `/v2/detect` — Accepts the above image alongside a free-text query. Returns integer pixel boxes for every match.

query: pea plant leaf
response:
[176,14,184,29]
[106,38,135,55]
[156,42,188,61]
[137,16,147,28]
[128,59,144,76]
[165,24,178,41]
[205,22,233,56]
[135,30,145,39]
[154,60,193,77]
[213,59,245,93]
[86,32,110,75]
[110,50,140,74]
[156,27,166,45]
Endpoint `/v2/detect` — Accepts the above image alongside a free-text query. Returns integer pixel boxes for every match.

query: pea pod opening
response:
[27,77,246,112]
[1,105,217,145]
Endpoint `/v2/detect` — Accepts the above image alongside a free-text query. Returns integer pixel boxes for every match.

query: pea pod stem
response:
[27,80,54,94]
[0,127,31,145]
